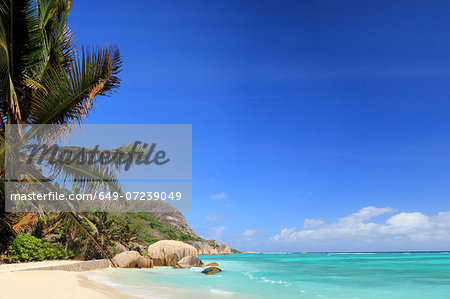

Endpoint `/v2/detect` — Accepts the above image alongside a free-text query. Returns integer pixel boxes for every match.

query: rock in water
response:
[165,253,177,266]
[206,262,219,267]
[147,240,198,266]
[201,267,222,275]
[112,251,141,268]
[174,256,204,268]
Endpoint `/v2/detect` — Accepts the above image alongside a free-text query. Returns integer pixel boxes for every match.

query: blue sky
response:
[69,0,450,251]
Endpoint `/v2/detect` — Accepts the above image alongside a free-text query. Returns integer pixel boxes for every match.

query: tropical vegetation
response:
[0,1,203,265]
[6,233,72,262]
[0,0,165,264]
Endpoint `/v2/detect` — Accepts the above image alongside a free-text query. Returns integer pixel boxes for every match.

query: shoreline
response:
[0,270,143,299]
[0,261,142,299]
[0,259,111,273]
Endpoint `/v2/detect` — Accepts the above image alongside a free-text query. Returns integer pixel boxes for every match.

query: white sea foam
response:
[210,288,233,295]
[189,267,204,272]
[327,252,376,255]
[263,252,295,254]
[261,277,291,286]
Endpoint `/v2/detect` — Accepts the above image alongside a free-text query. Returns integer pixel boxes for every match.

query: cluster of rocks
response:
[112,240,222,275]
[115,239,233,256]
[112,202,234,273]
[147,240,201,267]
[184,240,232,255]
[112,250,151,268]
[145,202,234,255]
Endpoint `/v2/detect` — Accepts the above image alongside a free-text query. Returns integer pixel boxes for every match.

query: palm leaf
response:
[11,212,38,234]
[29,46,121,125]
[64,212,115,266]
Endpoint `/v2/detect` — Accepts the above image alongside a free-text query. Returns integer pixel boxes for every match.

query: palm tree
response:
[0,0,122,259]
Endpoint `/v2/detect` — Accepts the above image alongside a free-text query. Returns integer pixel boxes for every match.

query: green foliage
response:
[9,234,44,262]
[109,213,199,246]
[109,246,119,256]
[4,211,201,262]
[42,242,74,260]
[8,234,73,262]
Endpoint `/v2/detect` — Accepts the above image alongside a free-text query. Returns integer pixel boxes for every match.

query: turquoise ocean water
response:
[84,252,450,298]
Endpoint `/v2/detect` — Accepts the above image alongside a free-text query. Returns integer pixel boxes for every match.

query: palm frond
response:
[64,212,115,265]
[0,22,20,122]
[29,46,122,125]
[48,162,123,195]
[11,212,38,234]
[0,0,42,123]
[29,0,74,90]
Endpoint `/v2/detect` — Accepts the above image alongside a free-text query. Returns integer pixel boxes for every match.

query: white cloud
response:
[303,218,324,228]
[210,192,228,200]
[206,226,226,241]
[235,229,266,246]
[271,207,450,251]
[240,229,264,241]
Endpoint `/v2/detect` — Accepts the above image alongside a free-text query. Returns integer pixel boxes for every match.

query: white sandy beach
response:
[0,261,140,299]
